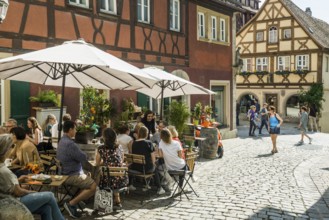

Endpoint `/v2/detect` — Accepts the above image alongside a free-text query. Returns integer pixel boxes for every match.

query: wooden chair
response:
[40,154,58,174]
[124,154,154,189]
[99,166,129,194]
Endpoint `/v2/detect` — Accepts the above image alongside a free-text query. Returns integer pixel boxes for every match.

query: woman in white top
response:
[27,117,43,146]
[116,124,133,154]
[159,129,186,187]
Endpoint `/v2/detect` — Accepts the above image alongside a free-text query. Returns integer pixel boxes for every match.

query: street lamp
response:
[0,0,9,23]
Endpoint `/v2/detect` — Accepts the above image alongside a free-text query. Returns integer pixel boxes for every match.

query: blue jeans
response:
[20,191,64,220]
[259,119,268,134]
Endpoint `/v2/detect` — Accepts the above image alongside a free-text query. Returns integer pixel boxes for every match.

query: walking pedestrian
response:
[308,103,318,132]
[248,105,257,136]
[268,106,283,154]
[259,103,269,135]
[297,106,312,145]
[236,100,240,126]
[255,100,260,113]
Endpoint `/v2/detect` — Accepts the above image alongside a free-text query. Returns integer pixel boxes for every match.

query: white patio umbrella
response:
[0,39,156,138]
[136,67,215,119]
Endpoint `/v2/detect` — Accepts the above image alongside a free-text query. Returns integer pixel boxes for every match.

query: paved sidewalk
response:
[71,122,329,219]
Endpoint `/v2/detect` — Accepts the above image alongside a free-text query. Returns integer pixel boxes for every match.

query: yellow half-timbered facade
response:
[236,0,329,132]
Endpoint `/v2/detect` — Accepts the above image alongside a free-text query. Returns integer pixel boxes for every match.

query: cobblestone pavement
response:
[76,122,329,220]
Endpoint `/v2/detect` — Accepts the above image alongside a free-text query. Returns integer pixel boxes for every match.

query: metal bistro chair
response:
[169,151,199,200]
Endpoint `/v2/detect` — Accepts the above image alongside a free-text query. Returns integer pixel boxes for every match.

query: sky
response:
[259,0,329,24]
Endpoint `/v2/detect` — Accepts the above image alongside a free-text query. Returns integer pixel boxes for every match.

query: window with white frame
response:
[137,0,150,23]
[256,31,263,41]
[211,16,217,40]
[170,0,180,31]
[296,55,309,70]
[269,26,277,43]
[277,56,290,70]
[256,57,268,71]
[220,18,226,42]
[198,12,205,38]
[100,0,116,14]
[242,58,252,72]
[69,0,88,7]
[326,57,329,72]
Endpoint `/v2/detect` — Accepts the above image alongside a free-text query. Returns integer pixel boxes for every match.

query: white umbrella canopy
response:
[0,39,156,138]
[0,39,155,90]
[137,67,215,99]
[136,67,215,119]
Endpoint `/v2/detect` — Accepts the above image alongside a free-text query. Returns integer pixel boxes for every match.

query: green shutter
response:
[10,81,30,129]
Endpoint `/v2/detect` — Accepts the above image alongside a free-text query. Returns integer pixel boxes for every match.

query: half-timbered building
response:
[236,0,329,132]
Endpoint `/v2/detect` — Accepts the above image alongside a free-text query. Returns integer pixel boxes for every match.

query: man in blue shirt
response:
[57,121,96,218]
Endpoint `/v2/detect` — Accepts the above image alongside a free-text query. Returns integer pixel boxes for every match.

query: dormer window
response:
[269,26,277,43]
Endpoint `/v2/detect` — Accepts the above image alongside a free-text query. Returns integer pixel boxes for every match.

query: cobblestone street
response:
[80,122,329,220]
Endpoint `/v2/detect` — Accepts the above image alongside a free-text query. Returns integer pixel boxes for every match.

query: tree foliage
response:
[167,100,190,138]
[298,83,325,113]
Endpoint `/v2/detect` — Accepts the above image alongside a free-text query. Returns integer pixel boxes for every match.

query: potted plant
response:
[204,105,213,117]
[193,102,202,125]
[167,100,190,138]
[77,86,112,142]
[29,88,59,107]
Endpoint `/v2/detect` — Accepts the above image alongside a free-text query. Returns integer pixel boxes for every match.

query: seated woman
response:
[42,114,57,137]
[9,127,42,177]
[27,117,43,146]
[130,126,166,194]
[141,110,156,139]
[167,125,185,159]
[117,123,133,154]
[95,128,128,209]
[158,129,186,190]
[9,127,41,166]
[0,134,64,220]
[130,122,144,141]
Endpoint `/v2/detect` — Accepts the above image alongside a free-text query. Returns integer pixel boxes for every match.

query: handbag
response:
[94,166,113,214]
[93,187,113,214]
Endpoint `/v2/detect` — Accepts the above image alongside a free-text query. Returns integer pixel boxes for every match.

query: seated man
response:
[57,120,96,218]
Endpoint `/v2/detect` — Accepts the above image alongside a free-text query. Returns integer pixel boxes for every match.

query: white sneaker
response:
[309,138,312,144]
[129,185,136,191]
[157,187,165,195]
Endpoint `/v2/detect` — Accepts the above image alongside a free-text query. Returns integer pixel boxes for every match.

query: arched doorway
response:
[170,69,191,109]
[238,93,259,113]
[286,95,300,117]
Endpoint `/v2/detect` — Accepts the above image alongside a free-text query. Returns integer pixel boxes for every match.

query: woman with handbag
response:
[268,106,283,154]
[95,128,128,209]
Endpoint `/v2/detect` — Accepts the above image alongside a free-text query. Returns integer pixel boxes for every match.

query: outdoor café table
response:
[21,174,68,203]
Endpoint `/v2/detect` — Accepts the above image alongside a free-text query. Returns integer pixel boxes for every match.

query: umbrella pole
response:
[58,70,67,141]
[159,82,164,120]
